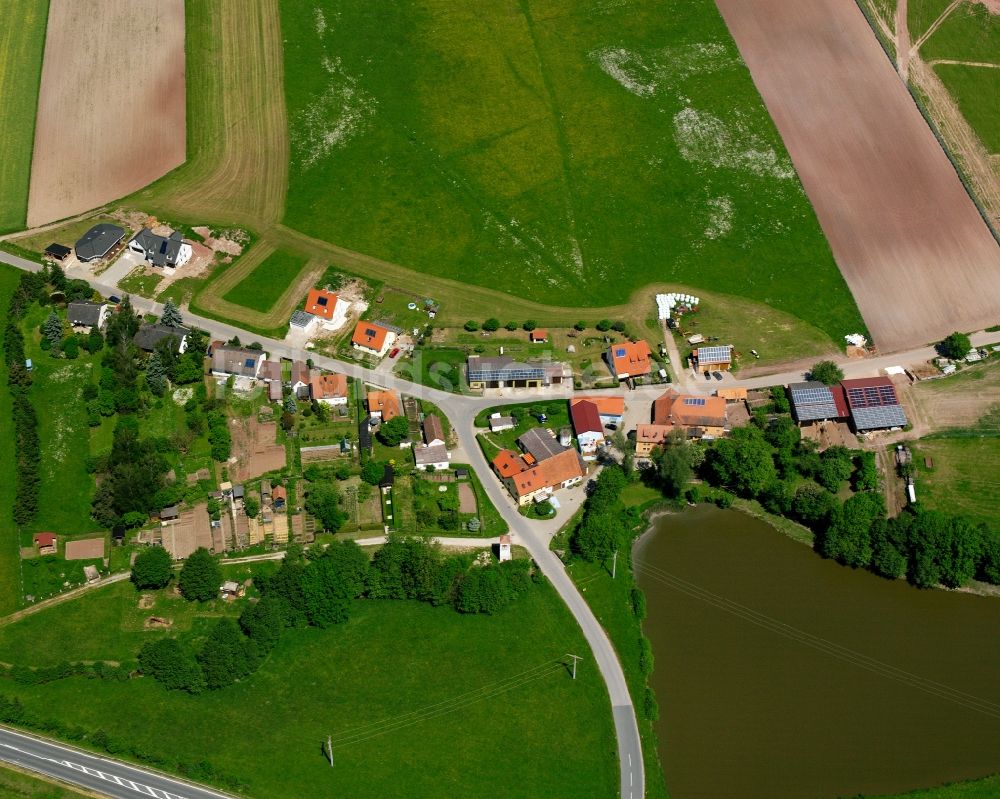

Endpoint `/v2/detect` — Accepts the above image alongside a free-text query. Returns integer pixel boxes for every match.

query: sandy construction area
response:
[714,0,1000,352]
[27,0,186,226]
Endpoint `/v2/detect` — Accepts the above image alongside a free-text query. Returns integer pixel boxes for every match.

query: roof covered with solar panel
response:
[788,381,847,423]
[841,377,907,430]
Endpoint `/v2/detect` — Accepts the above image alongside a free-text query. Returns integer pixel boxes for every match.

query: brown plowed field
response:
[27,0,186,226]
[714,0,1000,352]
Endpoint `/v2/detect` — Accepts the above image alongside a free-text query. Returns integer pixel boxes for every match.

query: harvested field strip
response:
[192,243,324,334]
[0,0,49,233]
[715,0,1000,352]
[28,0,186,226]
[222,249,311,312]
[126,0,288,229]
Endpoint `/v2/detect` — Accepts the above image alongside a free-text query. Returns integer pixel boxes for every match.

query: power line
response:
[633,558,1000,719]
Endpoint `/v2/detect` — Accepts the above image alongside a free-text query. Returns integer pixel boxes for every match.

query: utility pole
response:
[326,735,334,767]
[566,653,582,680]
[612,550,618,580]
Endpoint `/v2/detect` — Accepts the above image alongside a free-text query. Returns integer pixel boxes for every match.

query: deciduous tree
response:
[179,547,222,602]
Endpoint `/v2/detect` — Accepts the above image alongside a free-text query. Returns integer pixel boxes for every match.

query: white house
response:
[310,373,348,406]
[67,301,109,333]
[210,344,265,379]
[498,535,512,562]
[351,321,396,358]
[488,413,516,433]
[414,443,451,471]
[304,288,350,330]
[129,228,192,270]
[570,400,605,461]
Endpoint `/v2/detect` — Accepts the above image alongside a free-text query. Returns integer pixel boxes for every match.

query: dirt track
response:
[27,0,186,226]
[714,0,1000,352]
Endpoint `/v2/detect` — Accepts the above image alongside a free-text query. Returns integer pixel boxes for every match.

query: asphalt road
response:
[0,726,235,799]
[1,245,994,799]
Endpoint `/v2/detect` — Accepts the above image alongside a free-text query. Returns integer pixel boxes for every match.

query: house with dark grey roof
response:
[466,355,570,390]
[134,323,190,353]
[128,228,192,269]
[45,243,71,261]
[517,427,567,463]
[210,345,265,379]
[67,301,109,333]
[75,223,126,262]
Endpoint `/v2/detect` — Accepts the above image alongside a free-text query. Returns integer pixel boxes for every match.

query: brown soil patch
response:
[229,418,286,482]
[27,0,186,226]
[144,616,173,630]
[715,0,1000,352]
[138,594,155,610]
[458,483,477,515]
[161,504,212,560]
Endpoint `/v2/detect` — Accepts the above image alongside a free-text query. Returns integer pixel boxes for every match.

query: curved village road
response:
[2,247,997,799]
[0,726,237,799]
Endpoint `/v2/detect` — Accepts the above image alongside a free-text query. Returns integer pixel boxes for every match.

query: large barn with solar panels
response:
[840,377,908,431]
[788,381,849,424]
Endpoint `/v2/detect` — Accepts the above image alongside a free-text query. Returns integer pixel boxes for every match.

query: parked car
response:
[108,295,121,304]
[704,372,712,381]
[712,371,724,381]
[389,347,400,358]
[606,422,618,431]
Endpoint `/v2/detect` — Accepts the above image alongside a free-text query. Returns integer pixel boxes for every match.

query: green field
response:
[920,1,1000,65]
[908,0,955,41]
[911,410,1000,533]
[279,0,863,344]
[0,580,617,798]
[0,267,25,614]
[0,1,49,232]
[933,64,1000,153]
[873,774,1000,798]
[0,765,91,799]
[221,249,310,312]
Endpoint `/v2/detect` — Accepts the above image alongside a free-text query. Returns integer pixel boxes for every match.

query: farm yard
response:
[0,0,49,233]
[27,0,186,227]
[714,0,1000,354]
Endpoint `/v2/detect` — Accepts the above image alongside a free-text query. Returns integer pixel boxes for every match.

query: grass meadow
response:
[0,580,618,799]
[279,0,864,345]
[0,267,25,614]
[221,249,310,312]
[933,64,1000,154]
[0,765,92,799]
[0,0,49,232]
[919,1,1000,65]
[911,407,1000,533]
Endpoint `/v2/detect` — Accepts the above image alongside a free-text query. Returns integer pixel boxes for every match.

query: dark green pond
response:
[633,505,1000,799]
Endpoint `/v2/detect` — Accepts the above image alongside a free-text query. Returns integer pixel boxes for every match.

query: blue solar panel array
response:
[682,397,706,406]
[851,405,907,430]
[789,382,840,422]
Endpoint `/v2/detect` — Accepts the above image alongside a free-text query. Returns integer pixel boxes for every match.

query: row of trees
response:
[463,318,628,334]
[138,539,538,693]
[691,416,999,589]
[3,272,48,524]
[131,546,222,602]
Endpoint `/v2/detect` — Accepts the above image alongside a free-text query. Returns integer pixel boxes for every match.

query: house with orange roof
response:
[352,321,396,358]
[310,372,348,406]
[367,389,401,422]
[492,449,529,480]
[530,329,548,343]
[303,288,349,330]
[505,448,586,506]
[571,396,625,426]
[634,424,675,458]
[651,389,729,439]
[606,340,653,380]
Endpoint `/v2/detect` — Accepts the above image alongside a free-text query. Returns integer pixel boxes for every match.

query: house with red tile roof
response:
[303,288,349,329]
[367,390,401,422]
[351,321,396,358]
[571,396,625,426]
[607,340,652,380]
[310,373,348,406]
[570,399,605,460]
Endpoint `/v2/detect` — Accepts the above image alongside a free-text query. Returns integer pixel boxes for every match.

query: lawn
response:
[0,765,93,799]
[20,305,102,540]
[908,0,955,40]
[0,267,26,614]
[475,400,572,451]
[279,0,863,345]
[932,64,1000,153]
[221,248,310,312]
[919,0,999,65]
[395,347,467,393]
[0,0,49,232]
[910,413,1000,533]
[116,268,164,299]
[0,582,618,798]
